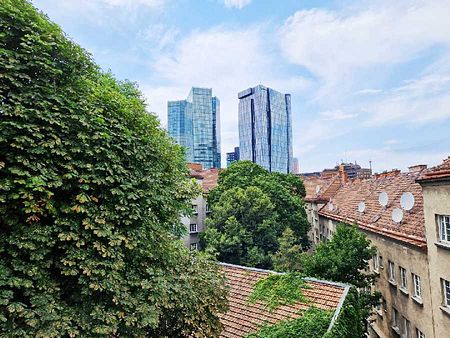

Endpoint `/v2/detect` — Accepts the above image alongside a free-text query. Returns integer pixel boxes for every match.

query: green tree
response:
[203,161,310,268]
[0,1,227,336]
[302,223,379,337]
[201,186,277,268]
[272,228,304,272]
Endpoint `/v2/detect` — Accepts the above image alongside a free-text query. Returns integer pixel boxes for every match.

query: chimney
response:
[408,164,427,173]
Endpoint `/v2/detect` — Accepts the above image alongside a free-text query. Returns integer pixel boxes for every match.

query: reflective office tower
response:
[238,85,293,173]
[168,87,221,169]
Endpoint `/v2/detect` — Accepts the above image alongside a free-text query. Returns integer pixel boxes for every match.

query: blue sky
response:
[32,0,450,172]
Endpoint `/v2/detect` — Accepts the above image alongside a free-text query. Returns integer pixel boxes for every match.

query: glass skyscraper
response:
[168,87,221,169]
[238,85,293,173]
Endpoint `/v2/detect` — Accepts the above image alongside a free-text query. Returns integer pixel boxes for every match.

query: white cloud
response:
[356,88,383,95]
[223,0,252,9]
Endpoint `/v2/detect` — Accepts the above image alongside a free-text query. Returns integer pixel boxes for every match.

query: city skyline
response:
[32,0,450,173]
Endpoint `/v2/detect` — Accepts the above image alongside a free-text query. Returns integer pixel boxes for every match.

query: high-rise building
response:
[238,85,293,173]
[226,147,240,167]
[167,100,193,162]
[168,87,221,169]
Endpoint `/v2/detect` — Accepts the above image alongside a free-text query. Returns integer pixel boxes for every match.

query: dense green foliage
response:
[302,224,379,337]
[303,224,377,289]
[246,307,332,338]
[272,228,304,272]
[0,1,227,336]
[248,273,309,311]
[201,161,309,268]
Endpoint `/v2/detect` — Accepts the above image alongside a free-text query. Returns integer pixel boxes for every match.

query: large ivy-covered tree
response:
[0,1,227,336]
[202,161,309,269]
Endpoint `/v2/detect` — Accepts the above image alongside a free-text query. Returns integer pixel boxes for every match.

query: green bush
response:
[0,0,227,336]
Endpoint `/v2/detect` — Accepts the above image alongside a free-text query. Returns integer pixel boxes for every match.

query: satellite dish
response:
[392,208,404,223]
[315,185,321,194]
[328,202,334,211]
[400,192,415,211]
[358,202,366,213]
[379,192,389,207]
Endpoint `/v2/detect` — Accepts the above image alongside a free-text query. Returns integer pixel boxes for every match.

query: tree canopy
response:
[201,161,309,269]
[0,1,227,336]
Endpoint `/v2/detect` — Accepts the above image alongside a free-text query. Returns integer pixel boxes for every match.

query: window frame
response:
[388,261,396,283]
[443,279,450,308]
[438,215,450,243]
[403,317,411,338]
[190,242,198,251]
[412,274,422,299]
[373,254,379,272]
[392,307,399,329]
[189,223,198,233]
[416,328,425,338]
[400,266,408,290]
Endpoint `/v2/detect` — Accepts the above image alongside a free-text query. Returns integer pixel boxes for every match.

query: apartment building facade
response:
[181,163,218,250]
[308,158,450,338]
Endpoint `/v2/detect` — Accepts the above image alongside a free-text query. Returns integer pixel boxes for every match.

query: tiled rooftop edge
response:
[219,262,351,289]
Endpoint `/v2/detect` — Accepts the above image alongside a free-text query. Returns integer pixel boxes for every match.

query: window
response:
[416,329,425,338]
[192,204,198,214]
[403,317,411,338]
[190,243,198,251]
[205,203,211,213]
[373,254,379,272]
[379,255,384,269]
[400,266,408,289]
[388,261,396,283]
[189,223,198,233]
[438,215,450,243]
[392,307,399,328]
[412,274,422,299]
[443,279,450,307]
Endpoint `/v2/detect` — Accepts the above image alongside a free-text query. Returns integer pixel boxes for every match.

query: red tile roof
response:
[302,174,342,203]
[319,170,427,248]
[417,157,450,182]
[220,263,349,338]
[188,164,219,193]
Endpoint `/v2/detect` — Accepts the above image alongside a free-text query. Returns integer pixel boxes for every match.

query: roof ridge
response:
[219,262,350,288]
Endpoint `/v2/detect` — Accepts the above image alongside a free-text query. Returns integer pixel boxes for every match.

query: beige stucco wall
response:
[320,216,433,338]
[421,182,450,338]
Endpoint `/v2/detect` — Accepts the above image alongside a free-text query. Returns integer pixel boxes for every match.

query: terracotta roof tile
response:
[220,263,348,338]
[188,166,219,193]
[302,174,342,203]
[417,156,450,182]
[319,171,427,248]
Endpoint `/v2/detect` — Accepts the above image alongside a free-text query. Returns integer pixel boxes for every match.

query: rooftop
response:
[319,169,427,248]
[187,163,219,193]
[417,157,450,182]
[219,263,349,338]
[301,174,343,203]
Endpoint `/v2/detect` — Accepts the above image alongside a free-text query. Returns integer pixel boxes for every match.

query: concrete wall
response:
[181,180,209,250]
[421,182,450,338]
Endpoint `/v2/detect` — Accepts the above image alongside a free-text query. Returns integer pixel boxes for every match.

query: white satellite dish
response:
[315,185,321,194]
[400,192,415,211]
[328,202,334,211]
[379,192,388,207]
[392,208,404,223]
[358,202,366,213]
